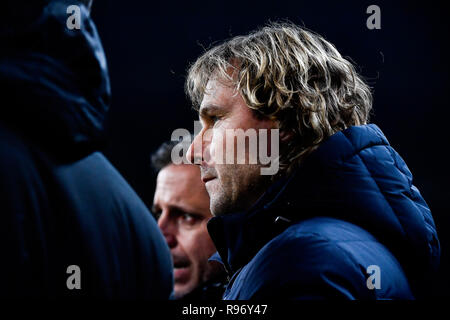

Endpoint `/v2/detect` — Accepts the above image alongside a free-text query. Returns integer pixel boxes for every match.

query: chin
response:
[210,197,236,217]
[207,190,227,216]
[174,283,196,299]
[209,194,227,216]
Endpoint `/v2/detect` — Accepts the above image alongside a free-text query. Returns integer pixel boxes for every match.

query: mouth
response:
[174,260,189,269]
[173,260,190,282]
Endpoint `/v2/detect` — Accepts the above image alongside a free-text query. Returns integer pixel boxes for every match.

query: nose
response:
[187,130,205,165]
[157,212,177,249]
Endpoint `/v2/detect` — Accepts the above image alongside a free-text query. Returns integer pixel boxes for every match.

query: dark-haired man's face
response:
[153,164,222,299]
[187,79,277,216]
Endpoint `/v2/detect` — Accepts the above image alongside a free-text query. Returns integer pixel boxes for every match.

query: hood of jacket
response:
[207,124,440,295]
[0,0,110,158]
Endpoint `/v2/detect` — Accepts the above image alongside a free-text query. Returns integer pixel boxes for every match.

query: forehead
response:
[157,164,202,193]
[155,164,210,212]
[200,78,238,110]
[200,78,277,130]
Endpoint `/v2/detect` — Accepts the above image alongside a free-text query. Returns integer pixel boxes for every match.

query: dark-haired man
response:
[151,141,226,300]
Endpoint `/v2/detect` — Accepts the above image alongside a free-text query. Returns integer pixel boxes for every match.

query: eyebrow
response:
[152,203,201,217]
[199,104,225,118]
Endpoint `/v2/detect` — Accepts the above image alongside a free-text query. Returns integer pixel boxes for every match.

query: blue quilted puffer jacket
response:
[207,124,440,300]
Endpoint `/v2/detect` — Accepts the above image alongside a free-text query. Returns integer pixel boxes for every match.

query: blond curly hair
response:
[186,22,373,173]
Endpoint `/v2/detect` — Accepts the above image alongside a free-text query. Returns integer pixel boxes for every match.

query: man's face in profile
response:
[153,164,221,299]
[188,78,277,216]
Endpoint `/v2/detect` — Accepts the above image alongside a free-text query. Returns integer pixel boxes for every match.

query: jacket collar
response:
[207,171,297,275]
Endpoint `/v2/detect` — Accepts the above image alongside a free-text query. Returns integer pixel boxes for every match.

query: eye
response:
[182,213,194,222]
[179,213,201,227]
[210,115,220,123]
[151,205,161,218]
[153,210,162,220]
[202,115,218,127]
[206,113,223,126]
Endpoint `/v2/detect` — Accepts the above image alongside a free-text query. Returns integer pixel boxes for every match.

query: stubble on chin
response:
[208,164,271,216]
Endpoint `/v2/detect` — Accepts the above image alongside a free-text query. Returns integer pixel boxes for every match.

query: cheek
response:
[180,227,214,259]
[209,128,226,165]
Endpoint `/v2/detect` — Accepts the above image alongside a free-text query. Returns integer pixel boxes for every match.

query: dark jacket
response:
[178,273,228,302]
[0,1,173,298]
[208,124,440,300]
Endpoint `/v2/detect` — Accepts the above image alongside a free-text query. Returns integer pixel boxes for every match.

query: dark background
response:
[90,0,449,298]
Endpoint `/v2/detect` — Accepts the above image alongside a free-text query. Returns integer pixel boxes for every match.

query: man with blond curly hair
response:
[186,22,440,299]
